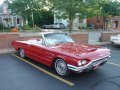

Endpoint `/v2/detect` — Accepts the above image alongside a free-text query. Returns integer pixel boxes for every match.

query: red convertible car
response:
[12,32,110,76]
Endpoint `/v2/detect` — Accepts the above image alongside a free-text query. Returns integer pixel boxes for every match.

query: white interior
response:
[18,39,43,46]
[27,40,42,44]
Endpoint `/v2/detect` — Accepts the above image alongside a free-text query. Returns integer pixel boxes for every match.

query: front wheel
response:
[19,48,25,58]
[54,58,70,76]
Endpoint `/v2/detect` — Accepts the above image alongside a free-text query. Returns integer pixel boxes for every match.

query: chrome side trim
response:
[67,55,110,72]
[42,33,48,46]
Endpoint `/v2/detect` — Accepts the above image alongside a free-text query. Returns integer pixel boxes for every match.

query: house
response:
[0,3,23,28]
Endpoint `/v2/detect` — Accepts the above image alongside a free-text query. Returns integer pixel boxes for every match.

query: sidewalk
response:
[89,41,111,45]
[0,48,16,54]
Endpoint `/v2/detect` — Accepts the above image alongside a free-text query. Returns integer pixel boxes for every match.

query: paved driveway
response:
[0,45,120,90]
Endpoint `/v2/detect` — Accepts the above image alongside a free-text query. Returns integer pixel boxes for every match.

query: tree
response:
[8,0,43,24]
[99,0,120,29]
[7,0,53,27]
[50,0,102,33]
[27,10,54,27]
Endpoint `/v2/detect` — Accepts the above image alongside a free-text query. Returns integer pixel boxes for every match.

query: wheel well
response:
[18,48,20,51]
[51,57,64,67]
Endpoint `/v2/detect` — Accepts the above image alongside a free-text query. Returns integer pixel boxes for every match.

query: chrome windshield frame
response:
[42,32,74,46]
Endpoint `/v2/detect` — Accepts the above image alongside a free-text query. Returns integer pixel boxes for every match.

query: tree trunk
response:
[106,21,108,30]
[69,19,73,33]
[103,16,109,30]
[103,17,106,30]
[96,15,99,30]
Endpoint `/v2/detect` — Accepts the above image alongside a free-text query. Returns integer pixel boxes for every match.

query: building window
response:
[114,21,119,28]
[17,18,19,24]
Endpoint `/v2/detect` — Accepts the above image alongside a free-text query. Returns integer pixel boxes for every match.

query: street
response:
[0,45,120,90]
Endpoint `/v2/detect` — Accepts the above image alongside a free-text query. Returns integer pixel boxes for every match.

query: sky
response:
[0,0,4,5]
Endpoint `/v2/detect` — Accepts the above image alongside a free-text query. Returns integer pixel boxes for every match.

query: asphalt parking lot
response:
[0,45,120,90]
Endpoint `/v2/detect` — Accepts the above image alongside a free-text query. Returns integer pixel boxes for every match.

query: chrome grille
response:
[92,57,108,66]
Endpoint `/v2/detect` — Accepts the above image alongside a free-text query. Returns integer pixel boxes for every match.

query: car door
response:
[26,43,53,66]
[38,45,55,66]
[26,44,44,62]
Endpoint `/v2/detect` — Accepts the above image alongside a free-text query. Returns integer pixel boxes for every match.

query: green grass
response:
[0,29,12,32]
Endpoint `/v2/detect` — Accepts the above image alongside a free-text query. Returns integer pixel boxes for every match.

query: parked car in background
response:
[87,24,94,29]
[41,25,53,29]
[53,23,66,29]
[110,34,120,45]
[41,23,66,29]
[12,32,110,76]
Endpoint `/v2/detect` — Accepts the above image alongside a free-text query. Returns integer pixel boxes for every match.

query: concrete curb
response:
[89,42,111,46]
[0,48,16,54]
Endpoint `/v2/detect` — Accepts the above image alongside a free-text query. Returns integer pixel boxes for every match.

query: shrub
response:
[35,27,41,31]
[11,27,19,32]
[23,25,30,30]
[0,23,3,32]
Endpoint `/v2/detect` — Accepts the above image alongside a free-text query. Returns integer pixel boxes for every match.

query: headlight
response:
[81,60,87,65]
[78,61,82,66]
[78,60,87,66]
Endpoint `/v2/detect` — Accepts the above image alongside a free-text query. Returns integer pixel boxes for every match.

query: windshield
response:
[44,33,74,45]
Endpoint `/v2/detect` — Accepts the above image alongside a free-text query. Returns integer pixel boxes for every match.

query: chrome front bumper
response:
[67,55,110,72]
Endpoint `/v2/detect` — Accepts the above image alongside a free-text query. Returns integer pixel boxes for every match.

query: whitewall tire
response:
[54,58,70,76]
[19,48,25,58]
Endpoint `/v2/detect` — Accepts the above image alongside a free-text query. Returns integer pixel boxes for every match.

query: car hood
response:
[50,42,110,60]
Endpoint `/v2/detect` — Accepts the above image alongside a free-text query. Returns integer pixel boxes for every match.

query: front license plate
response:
[94,65,99,70]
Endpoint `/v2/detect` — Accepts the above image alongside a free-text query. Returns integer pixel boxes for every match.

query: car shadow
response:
[16,53,103,80]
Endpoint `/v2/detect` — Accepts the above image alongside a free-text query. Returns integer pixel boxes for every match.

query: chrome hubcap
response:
[20,49,24,58]
[55,59,67,75]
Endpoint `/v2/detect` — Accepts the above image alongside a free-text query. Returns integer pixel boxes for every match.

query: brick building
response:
[111,16,120,29]
[87,16,104,29]
[87,16,120,30]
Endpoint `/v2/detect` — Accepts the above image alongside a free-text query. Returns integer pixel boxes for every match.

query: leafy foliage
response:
[7,0,53,27]
[0,23,3,31]
[8,0,41,17]
[7,0,120,32]
[27,11,54,27]
[50,0,103,32]
[100,0,120,17]
[98,0,120,29]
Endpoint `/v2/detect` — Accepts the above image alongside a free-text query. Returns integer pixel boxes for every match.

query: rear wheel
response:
[54,58,70,76]
[19,48,25,58]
